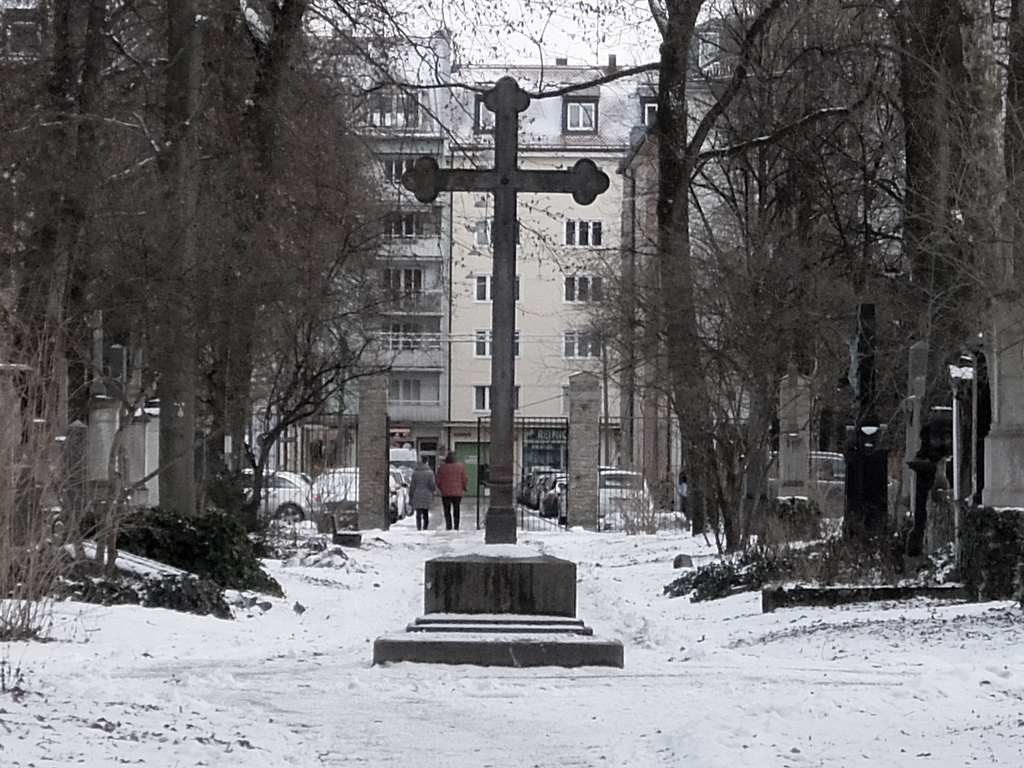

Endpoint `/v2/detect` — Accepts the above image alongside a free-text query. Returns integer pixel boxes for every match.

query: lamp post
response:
[949,358,975,564]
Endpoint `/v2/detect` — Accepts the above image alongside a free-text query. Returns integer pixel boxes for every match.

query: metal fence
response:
[468,416,689,534]
[471,417,569,532]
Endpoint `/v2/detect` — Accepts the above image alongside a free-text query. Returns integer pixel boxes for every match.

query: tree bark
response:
[156,1,202,515]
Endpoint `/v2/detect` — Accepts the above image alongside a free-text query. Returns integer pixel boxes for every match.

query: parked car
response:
[598,469,653,531]
[516,466,560,509]
[390,466,410,521]
[540,474,567,518]
[313,467,409,527]
[242,469,316,521]
[312,467,359,527]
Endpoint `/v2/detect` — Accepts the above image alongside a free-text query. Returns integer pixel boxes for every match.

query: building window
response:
[390,377,422,402]
[381,155,418,184]
[474,94,495,133]
[474,329,520,357]
[384,268,423,296]
[564,275,603,303]
[366,87,421,129]
[474,274,521,302]
[474,219,521,246]
[474,385,520,411]
[641,99,657,127]
[564,98,598,133]
[564,219,603,247]
[563,330,602,359]
[385,209,439,238]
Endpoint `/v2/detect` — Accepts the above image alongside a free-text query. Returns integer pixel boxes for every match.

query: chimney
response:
[608,54,617,72]
[555,57,568,66]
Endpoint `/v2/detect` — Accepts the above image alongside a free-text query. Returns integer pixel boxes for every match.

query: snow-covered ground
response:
[3,515,1023,767]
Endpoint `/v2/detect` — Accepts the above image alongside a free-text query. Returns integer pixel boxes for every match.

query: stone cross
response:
[403,76,610,544]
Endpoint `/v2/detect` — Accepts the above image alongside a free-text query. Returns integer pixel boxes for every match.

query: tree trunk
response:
[156,2,202,515]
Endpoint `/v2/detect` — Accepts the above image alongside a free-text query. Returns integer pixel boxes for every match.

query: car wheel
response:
[276,503,304,522]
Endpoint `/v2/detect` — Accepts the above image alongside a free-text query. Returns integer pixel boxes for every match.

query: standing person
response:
[676,471,689,520]
[435,451,469,530]
[409,459,436,531]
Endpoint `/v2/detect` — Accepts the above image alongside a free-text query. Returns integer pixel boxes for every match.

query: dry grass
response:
[0,366,70,641]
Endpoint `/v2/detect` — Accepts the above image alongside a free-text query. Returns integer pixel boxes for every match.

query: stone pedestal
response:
[424,551,576,616]
[373,546,623,667]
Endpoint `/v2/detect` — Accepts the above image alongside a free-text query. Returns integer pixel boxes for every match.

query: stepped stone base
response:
[373,614,623,667]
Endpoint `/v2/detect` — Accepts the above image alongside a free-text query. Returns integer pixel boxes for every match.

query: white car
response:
[243,469,315,521]
[598,469,653,531]
[390,467,410,521]
[313,467,409,526]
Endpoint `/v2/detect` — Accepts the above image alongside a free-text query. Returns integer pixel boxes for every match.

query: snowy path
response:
[2,526,1023,766]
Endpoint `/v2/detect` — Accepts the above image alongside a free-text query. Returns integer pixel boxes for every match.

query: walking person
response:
[676,471,689,521]
[435,451,469,530]
[409,459,436,531]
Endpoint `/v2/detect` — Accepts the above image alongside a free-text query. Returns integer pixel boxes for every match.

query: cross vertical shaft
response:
[483,79,527,542]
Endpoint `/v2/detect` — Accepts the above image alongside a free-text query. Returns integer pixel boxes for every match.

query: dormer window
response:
[474,94,495,133]
[563,97,598,133]
[641,98,658,127]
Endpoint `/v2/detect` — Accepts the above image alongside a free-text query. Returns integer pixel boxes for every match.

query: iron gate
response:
[473,417,569,532]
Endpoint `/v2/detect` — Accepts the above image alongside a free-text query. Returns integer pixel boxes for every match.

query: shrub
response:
[664,547,798,602]
[960,506,1024,601]
[118,507,283,597]
[56,568,232,618]
[759,497,822,545]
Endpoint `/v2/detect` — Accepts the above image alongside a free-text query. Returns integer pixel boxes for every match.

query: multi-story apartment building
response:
[366,35,454,471]
[362,39,657,491]
[439,58,655,492]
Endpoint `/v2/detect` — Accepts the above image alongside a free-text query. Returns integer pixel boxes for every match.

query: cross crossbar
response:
[404,157,609,205]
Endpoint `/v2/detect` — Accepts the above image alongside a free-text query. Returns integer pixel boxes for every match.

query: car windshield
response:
[600,472,641,490]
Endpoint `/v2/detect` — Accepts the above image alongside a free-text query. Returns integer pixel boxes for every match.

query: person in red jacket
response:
[434,451,469,530]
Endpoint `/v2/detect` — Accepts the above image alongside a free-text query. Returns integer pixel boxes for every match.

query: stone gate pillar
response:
[357,374,390,530]
[567,372,600,530]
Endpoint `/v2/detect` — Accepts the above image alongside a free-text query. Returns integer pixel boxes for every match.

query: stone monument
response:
[373,78,621,667]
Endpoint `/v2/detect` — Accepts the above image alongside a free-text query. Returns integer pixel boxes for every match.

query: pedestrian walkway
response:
[391,495,484,532]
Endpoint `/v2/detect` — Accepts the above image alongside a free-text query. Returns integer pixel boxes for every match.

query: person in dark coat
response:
[408,460,437,531]
[435,451,469,530]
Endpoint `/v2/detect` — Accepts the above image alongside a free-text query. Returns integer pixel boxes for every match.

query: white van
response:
[389,447,418,483]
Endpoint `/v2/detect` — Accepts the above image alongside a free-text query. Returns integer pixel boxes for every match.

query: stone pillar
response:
[125,410,154,507]
[86,396,119,483]
[982,301,1024,507]
[356,374,389,530]
[567,372,600,530]
[777,366,811,497]
[904,342,928,513]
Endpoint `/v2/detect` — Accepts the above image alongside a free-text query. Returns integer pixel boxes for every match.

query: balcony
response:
[379,238,444,261]
[388,400,444,423]
[381,291,444,315]
[386,344,446,370]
